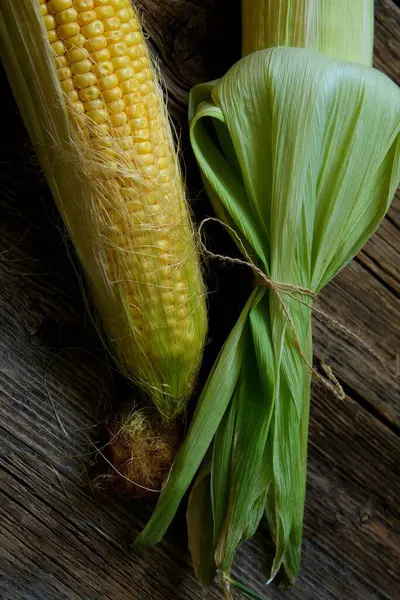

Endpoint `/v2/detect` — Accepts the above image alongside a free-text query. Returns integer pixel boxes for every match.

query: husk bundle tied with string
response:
[136,0,400,593]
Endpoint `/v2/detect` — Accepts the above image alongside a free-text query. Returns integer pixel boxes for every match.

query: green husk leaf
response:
[229,579,269,600]
[135,289,261,547]
[215,299,275,573]
[186,455,217,587]
[211,378,239,544]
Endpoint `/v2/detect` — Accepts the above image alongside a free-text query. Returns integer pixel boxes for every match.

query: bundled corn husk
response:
[136,0,400,591]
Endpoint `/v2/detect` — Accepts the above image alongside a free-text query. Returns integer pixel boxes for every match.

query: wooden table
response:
[1,1,399,599]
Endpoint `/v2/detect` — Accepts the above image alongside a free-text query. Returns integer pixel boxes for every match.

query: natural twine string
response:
[198,218,387,400]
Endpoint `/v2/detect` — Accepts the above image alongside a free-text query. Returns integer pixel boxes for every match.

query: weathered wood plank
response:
[313,259,400,429]
[1,317,399,600]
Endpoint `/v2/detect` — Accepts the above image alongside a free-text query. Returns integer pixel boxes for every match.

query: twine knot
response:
[198,217,386,401]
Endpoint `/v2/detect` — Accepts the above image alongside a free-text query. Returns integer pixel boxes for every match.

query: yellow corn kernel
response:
[55,55,68,68]
[92,61,114,77]
[126,45,144,61]
[86,109,108,123]
[55,8,78,25]
[73,72,97,88]
[110,124,130,137]
[142,165,158,178]
[40,4,49,16]
[125,31,142,47]
[131,20,141,33]
[110,112,128,127]
[116,8,134,23]
[98,73,118,90]
[103,17,120,31]
[65,89,79,102]
[107,42,126,58]
[64,34,86,48]
[84,36,107,52]
[133,56,149,72]
[95,6,114,19]
[106,99,125,114]
[47,30,58,42]
[158,169,170,183]
[110,0,126,9]
[114,67,134,82]
[43,14,56,30]
[77,10,97,26]
[66,47,89,62]
[120,22,132,35]
[71,58,92,74]
[155,143,168,158]
[60,78,74,92]
[157,157,169,170]
[48,0,73,13]
[71,100,85,114]
[51,40,66,55]
[123,92,141,106]
[79,85,101,101]
[152,129,165,144]
[120,79,139,94]
[131,127,150,141]
[81,20,104,38]
[72,0,94,9]
[111,56,129,70]
[119,137,134,150]
[126,104,145,120]
[91,48,111,62]
[130,116,148,130]
[137,153,154,167]
[137,69,151,84]
[102,87,122,102]
[136,141,152,155]
[94,0,110,5]
[154,144,169,158]
[57,23,80,40]
[83,98,104,110]
[104,29,124,42]
[148,106,160,120]
[146,93,157,107]
[57,66,72,81]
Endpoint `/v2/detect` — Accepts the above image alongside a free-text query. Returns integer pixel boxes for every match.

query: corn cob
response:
[0,0,207,423]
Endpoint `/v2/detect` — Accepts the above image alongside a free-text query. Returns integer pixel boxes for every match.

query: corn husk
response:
[243,0,374,65]
[136,43,400,588]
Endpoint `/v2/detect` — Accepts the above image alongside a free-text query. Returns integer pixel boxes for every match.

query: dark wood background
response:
[1,1,399,599]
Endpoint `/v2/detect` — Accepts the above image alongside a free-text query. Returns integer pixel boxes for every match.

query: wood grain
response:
[0,1,399,599]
